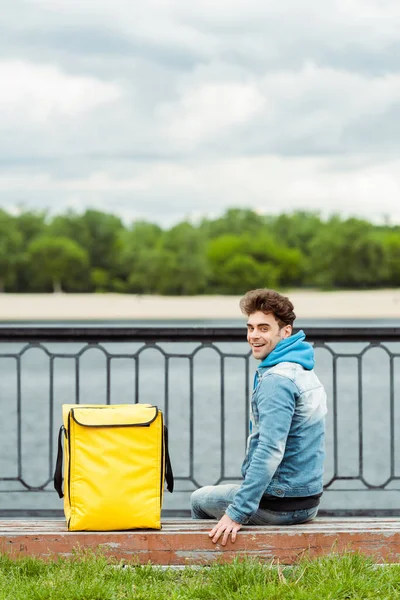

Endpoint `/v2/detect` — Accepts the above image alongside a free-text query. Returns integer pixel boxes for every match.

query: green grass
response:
[1,550,400,600]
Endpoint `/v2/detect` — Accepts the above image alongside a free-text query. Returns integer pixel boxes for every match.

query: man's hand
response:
[209,514,242,546]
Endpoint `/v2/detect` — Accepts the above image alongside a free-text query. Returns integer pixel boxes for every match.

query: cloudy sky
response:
[1,0,400,226]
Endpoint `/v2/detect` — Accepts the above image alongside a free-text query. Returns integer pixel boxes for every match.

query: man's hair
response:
[239,288,296,328]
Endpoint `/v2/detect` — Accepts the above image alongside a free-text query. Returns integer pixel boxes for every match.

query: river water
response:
[0,317,399,515]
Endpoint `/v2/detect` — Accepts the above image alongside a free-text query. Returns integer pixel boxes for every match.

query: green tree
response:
[2,205,400,293]
[200,208,266,239]
[309,217,390,288]
[207,233,304,292]
[27,236,89,292]
[207,234,248,292]
[268,211,323,254]
[50,210,125,289]
[218,255,279,294]
[249,235,305,287]
[119,221,164,293]
[0,210,23,292]
[380,231,400,286]
[15,209,47,243]
[121,221,210,295]
[12,209,48,292]
[157,222,209,295]
[123,222,208,295]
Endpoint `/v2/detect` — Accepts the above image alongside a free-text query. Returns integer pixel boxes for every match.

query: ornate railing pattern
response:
[0,326,399,516]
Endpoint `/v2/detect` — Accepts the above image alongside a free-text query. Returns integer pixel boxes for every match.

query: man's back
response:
[248,361,327,498]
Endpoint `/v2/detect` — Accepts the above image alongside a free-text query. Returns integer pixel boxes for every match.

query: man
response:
[191,288,327,546]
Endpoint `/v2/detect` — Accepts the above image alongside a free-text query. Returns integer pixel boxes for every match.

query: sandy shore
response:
[0,290,400,320]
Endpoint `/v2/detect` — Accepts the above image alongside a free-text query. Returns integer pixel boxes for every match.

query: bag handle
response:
[164,425,174,493]
[53,425,65,499]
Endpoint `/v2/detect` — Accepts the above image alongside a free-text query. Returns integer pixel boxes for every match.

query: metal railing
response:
[0,325,399,517]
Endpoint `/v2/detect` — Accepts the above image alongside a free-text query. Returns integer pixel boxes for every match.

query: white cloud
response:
[152,62,400,155]
[25,0,400,53]
[0,60,121,124]
[159,81,266,149]
[255,64,400,147]
[1,155,399,226]
[1,0,400,226]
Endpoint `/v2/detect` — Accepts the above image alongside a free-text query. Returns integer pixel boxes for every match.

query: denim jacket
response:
[226,331,327,524]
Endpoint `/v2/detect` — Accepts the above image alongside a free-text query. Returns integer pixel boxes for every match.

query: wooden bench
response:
[1,518,399,565]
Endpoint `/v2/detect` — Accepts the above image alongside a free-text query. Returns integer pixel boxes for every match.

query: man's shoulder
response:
[261,362,322,390]
[257,363,300,392]
[262,362,302,379]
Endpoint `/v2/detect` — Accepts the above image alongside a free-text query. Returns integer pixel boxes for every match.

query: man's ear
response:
[282,325,292,339]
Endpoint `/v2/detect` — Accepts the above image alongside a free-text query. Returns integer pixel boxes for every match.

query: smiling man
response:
[191,288,327,546]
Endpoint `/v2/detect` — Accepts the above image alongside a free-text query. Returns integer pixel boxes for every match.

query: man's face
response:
[247,311,292,361]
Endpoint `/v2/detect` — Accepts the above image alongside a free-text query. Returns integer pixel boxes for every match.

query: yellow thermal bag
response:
[53,403,173,531]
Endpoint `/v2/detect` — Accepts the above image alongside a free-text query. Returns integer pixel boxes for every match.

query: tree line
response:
[1,207,399,294]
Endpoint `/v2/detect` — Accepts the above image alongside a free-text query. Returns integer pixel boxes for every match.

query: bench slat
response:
[1,519,399,564]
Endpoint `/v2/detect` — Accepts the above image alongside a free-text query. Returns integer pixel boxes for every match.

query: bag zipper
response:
[70,406,159,427]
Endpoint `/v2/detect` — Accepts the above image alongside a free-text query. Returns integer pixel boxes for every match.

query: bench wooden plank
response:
[1,519,399,564]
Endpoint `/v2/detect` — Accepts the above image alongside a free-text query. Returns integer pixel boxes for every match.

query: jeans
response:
[191,484,318,525]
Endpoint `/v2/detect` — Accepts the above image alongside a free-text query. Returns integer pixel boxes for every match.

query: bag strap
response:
[54,425,64,499]
[164,425,174,493]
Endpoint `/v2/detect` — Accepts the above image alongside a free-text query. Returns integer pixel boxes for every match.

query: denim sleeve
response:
[225,374,297,524]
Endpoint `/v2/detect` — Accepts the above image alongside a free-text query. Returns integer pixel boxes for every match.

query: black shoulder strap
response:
[164,425,174,493]
[53,425,64,499]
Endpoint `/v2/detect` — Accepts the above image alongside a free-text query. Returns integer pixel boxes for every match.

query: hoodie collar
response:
[258,329,315,370]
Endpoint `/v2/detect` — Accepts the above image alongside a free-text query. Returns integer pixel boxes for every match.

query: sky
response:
[1,0,400,227]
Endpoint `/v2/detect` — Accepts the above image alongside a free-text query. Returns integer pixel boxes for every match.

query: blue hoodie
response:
[259,329,315,371]
[252,330,314,391]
